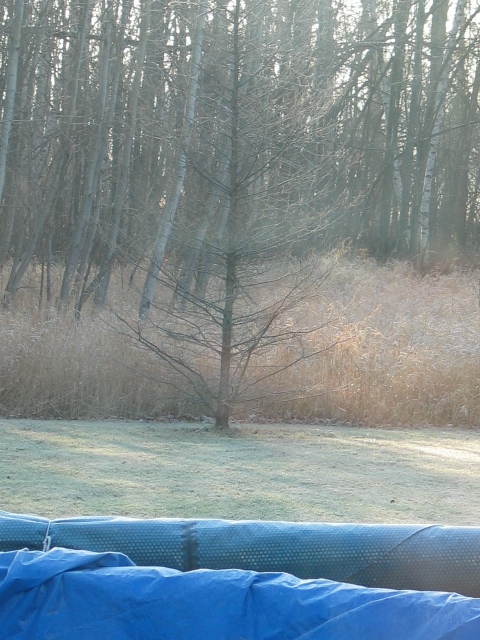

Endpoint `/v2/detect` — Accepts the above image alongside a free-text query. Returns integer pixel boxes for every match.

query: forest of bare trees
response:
[0,0,479,312]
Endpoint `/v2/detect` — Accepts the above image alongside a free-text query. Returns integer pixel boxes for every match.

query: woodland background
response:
[0,0,479,425]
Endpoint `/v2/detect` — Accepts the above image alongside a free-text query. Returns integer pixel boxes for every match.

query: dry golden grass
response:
[1,257,479,426]
[287,259,480,427]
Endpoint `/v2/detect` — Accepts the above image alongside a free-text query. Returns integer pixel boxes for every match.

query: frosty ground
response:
[2,419,479,526]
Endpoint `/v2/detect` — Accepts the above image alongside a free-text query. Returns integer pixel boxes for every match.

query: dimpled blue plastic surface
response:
[49,516,185,569]
[2,512,480,597]
[2,547,480,640]
[0,512,48,552]
[195,520,420,579]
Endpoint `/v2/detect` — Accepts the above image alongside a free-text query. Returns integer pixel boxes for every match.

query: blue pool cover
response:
[2,546,480,639]
[4,513,480,638]
[3,513,480,596]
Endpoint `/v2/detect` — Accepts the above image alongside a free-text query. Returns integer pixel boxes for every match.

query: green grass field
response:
[2,419,480,525]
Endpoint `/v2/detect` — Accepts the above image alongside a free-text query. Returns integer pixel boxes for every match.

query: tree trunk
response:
[139,0,207,319]
[369,0,405,258]
[0,0,24,212]
[215,0,240,429]
[453,56,480,249]
[215,252,236,428]
[419,0,468,270]
[93,0,148,310]
[57,8,113,308]
[3,0,91,303]
[398,0,424,257]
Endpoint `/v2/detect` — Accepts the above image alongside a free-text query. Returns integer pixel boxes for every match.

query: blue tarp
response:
[2,547,480,639]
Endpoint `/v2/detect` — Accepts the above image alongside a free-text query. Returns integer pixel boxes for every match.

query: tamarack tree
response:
[115,0,347,427]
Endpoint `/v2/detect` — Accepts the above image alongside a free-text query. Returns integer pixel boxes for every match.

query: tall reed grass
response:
[1,258,479,426]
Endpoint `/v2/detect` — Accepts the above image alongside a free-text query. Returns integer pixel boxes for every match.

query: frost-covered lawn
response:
[2,419,479,526]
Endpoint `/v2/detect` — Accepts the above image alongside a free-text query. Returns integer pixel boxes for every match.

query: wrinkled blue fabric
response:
[1,548,480,639]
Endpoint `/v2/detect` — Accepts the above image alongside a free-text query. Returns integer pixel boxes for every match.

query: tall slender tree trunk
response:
[57,9,113,308]
[378,0,410,257]
[68,0,134,312]
[4,0,91,303]
[399,0,424,257]
[215,0,240,429]
[0,0,24,213]
[369,0,404,258]
[93,0,149,310]
[419,0,468,269]
[454,58,480,248]
[139,0,207,319]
